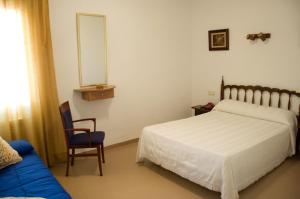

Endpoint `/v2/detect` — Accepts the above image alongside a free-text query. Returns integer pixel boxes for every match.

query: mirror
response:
[77,13,107,86]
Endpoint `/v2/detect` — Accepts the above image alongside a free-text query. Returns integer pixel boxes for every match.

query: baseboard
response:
[74,138,140,156]
[104,138,139,150]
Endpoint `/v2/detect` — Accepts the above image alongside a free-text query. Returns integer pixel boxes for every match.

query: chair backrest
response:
[59,101,74,144]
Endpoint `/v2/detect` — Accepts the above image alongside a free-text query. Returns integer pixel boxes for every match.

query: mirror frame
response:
[76,13,108,87]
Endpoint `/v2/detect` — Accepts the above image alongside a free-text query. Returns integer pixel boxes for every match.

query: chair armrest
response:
[73,118,96,123]
[65,128,90,133]
[72,118,96,132]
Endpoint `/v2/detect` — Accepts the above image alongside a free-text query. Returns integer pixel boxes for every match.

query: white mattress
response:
[137,109,295,199]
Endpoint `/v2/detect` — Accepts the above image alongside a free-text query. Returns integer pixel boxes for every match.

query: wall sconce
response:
[246,32,271,41]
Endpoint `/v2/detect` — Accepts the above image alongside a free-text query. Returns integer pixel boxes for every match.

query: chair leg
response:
[101,143,105,163]
[71,148,75,166]
[66,151,70,177]
[97,146,103,176]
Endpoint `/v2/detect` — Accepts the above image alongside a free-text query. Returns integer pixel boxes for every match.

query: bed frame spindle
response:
[288,94,292,110]
[260,91,263,105]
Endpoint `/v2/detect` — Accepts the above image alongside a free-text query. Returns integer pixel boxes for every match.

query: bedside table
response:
[191,105,213,116]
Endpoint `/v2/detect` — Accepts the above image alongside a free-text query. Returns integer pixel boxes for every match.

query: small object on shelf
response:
[74,85,115,101]
[191,103,215,116]
[246,32,271,41]
[96,85,104,89]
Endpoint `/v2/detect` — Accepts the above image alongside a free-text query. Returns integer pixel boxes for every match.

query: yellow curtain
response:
[0,0,65,166]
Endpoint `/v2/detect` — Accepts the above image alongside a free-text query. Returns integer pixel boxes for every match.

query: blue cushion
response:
[0,143,71,199]
[70,131,105,146]
[9,140,33,156]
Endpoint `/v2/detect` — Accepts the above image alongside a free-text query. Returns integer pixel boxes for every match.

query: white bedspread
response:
[137,107,296,199]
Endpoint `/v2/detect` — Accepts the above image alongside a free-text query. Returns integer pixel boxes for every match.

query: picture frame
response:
[208,29,229,51]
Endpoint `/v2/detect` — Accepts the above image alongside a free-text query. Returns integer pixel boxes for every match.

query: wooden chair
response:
[59,101,105,176]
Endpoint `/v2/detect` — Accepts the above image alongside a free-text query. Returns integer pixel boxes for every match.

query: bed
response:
[136,78,300,199]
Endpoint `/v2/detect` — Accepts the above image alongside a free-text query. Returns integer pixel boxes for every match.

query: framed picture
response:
[208,29,229,51]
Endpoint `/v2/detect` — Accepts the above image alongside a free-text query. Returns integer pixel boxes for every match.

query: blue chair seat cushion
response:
[70,131,105,146]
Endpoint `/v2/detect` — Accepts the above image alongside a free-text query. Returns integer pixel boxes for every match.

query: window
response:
[0,8,30,111]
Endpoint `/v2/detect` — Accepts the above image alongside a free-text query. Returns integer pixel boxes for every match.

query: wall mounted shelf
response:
[74,85,115,101]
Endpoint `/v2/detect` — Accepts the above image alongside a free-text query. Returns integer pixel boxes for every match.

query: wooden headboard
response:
[220,77,300,117]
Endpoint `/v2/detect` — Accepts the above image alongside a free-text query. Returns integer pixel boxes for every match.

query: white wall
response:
[49,0,300,146]
[49,0,192,146]
[191,0,300,106]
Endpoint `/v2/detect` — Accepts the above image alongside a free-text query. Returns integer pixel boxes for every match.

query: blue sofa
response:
[0,140,71,199]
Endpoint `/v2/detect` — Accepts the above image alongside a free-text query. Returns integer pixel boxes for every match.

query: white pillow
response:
[213,100,297,128]
[0,137,22,169]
